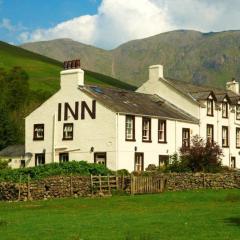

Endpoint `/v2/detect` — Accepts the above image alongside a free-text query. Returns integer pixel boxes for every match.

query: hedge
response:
[0,161,112,182]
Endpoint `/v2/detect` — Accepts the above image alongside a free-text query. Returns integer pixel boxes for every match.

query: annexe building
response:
[25,61,240,171]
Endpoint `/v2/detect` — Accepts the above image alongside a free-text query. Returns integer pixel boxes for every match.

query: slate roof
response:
[0,145,25,158]
[165,77,240,103]
[81,85,198,123]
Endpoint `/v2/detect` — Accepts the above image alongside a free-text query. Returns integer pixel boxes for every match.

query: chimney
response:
[149,65,164,82]
[226,77,239,94]
[60,59,84,90]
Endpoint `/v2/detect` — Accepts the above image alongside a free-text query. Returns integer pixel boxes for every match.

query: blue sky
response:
[1,0,240,49]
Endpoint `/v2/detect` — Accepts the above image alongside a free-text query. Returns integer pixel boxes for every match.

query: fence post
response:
[99,175,102,193]
[90,174,93,196]
[27,174,31,201]
[121,174,124,190]
[108,174,111,195]
[18,175,22,201]
[70,174,73,196]
[131,174,134,195]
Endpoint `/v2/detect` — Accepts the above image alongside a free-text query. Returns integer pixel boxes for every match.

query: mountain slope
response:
[21,30,240,88]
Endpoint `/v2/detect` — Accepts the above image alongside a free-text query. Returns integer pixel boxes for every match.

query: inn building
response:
[24,61,240,171]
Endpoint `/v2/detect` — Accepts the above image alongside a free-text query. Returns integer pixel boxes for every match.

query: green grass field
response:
[0,189,239,240]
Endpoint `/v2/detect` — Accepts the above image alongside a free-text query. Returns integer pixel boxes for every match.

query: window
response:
[125,115,135,141]
[236,105,240,120]
[182,128,190,148]
[35,153,45,166]
[231,157,236,169]
[20,160,25,168]
[158,120,167,143]
[94,152,107,166]
[207,99,214,116]
[59,153,69,162]
[206,124,214,144]
[135,153,144,172]
[159,155,169,167]
[236,128,240,148]
[222,126,229,147]
[222,102,228,118]
[63,123,73,140]
[142,118,151,142]
[33,124,44,140]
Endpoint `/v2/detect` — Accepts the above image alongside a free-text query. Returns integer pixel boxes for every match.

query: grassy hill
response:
[0,41,135,93]
[21,30,240,88]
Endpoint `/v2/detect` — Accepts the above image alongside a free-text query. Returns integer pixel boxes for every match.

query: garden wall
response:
[0,172,239,201]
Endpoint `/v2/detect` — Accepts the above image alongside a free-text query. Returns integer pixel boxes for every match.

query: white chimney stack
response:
[226,78,239,94]
[60,59,84,90]
[149,65,164,82]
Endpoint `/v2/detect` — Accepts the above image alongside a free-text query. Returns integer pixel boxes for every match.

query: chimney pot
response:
[63,59,81,70]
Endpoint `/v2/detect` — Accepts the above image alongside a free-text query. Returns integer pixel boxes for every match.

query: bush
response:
[165,136,224,173]
[115,169,130,176]
[0,161,112,182]
[0,159,10,170]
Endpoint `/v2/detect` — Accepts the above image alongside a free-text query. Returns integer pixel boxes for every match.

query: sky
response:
[0,0,240,49]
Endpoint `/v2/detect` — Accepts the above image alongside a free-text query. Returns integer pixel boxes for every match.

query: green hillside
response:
[0,41,135,93]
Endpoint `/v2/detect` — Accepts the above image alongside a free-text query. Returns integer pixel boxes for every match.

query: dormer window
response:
[207,98,214,116]
[236,104,240,120]
[33,124,44,140]
[222,102,228,118]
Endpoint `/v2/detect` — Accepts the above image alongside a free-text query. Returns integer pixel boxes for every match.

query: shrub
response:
[115,169,130,176]
[0,161,112,182]
[165,136,224,173]
[0,159,9,170]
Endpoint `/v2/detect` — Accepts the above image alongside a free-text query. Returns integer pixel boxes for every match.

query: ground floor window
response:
[35,153,45,166]
[20,160,25,168]
[182,128,190,148]
[94,152,107,166]
[59,152,69,163]
[135,152,144,172]
[231,157,236,169]
[159,155,169,167]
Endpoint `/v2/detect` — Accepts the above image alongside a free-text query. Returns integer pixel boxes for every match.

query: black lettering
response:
[64,102,79,120]
[81,100,96,119]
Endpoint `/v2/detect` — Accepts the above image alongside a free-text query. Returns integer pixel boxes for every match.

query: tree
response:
[179,135,223,172]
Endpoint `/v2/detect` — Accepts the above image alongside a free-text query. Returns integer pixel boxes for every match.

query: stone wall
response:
[0,172,239,201]
[0,176,91,201]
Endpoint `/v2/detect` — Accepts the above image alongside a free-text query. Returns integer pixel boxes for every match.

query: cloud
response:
[18,0,240,49]
[19,0,174,49]
[0,18,26,33]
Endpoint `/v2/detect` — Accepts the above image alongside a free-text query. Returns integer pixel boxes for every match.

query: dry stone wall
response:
[0,172,239,201]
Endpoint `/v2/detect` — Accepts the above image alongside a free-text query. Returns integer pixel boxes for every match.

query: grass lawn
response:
[0,189,239,240]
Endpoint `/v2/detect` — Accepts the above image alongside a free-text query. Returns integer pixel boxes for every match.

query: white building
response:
[25,60,240,171]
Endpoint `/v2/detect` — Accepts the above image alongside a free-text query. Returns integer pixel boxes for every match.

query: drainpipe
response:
[115,113,119,171]
[52,114,56,163]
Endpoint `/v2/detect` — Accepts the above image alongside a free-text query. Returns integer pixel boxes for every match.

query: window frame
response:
[236,104,240,120]
[222,126,229,148]
[182,128,190,148]
[159,155,169,167]
[33,124,44,141]
[62,123,74,140]
[158,120,167,143]
[59,152,69,163]
[142,117,152,142]
[94,152,107,166]
[35,153,45,166]
[206,124,214,144]
[125,115,135,141]
[236,128,240,148]
[222,102,228,118]
[207,99,214,116]
[134,152,144,172]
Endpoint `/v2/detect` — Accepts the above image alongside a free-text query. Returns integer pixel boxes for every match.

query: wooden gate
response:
[131,176,165,195]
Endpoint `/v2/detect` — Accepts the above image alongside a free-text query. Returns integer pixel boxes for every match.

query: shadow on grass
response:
[224,217,240,227]
[0,219,8,228]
